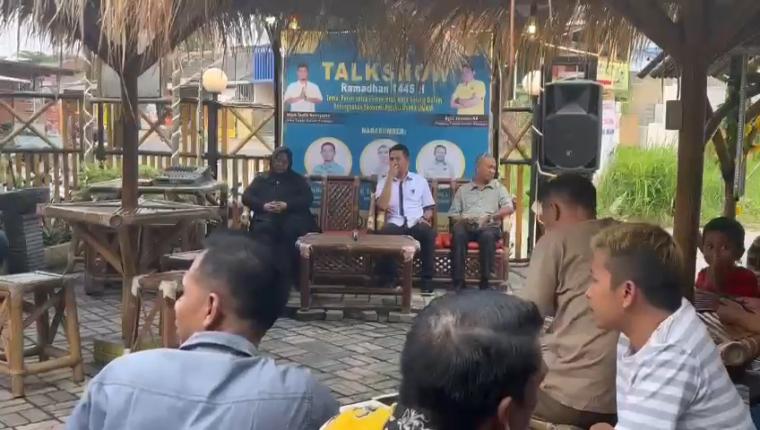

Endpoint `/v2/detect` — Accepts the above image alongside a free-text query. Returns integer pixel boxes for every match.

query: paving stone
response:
[15,420,64,430]
[19,409,51,423]
[360,310,378,322]
[294,309,325,321]
[26,395,56,408]
[0,402,35,416]
[324,310,344,321]
[0,413,29,427]
[387,312,415,323]
[47,391,77,403]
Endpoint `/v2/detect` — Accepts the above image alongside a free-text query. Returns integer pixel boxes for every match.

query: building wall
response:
[623,76,727,149]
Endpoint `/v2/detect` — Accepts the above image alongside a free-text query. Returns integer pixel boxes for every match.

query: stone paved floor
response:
[0,283,413,430]
[0,268,528,430]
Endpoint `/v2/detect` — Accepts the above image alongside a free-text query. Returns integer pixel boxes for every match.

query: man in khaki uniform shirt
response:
[517,174,618,428]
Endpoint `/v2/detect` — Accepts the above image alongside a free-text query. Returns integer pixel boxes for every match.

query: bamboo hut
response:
[3,0,760,296]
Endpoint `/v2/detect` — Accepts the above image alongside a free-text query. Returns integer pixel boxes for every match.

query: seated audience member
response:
[242,147,319,281]
[67,231,339,430]
[587,223,753,430]
[375,144,436,293]
[449,154,514,291]
[321,291,546,430]
[0,229,7,269]
[696,216,759,298]
[517,174,618,427]
[717,296,760,333]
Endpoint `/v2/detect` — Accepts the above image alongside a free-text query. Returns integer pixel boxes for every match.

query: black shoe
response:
[479,280,492,290]
[420,280,434,295]
[453,280,466,292]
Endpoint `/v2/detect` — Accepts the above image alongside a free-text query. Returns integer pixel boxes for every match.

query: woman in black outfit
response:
[242,147,318,280]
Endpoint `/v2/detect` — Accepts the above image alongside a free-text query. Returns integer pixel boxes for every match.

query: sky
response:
[0,21,56,58]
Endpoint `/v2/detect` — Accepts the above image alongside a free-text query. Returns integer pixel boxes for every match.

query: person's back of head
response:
[397,291,545,430]
[538,173,596,230]
[587,223,683,332]
[175,230,289,344]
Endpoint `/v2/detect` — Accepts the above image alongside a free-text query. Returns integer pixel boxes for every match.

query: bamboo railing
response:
[0,90,531,258]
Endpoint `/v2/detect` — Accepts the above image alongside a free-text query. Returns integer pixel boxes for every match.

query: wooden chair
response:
[130,271,184,350]
[307,176,374,285]
[0,271,83,397]
[307,175,362,232]
[438,180,511,289]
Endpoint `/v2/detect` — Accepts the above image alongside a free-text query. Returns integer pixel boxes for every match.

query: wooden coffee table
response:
[296,233,420,313]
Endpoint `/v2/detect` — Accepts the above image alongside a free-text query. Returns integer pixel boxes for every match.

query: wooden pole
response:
[120,66,140,211]
[673,1,709,301]
[673,59,707,301]
[272,29,283,147]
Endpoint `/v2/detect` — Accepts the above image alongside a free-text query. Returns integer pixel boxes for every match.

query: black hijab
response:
[269,146,295,178]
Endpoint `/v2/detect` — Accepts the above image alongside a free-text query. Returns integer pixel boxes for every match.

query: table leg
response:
[118,227,139,347]
[299,253,311,310]
[401,256,413,313]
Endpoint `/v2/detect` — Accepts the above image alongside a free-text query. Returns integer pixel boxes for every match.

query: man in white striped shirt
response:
[585,223,753,430]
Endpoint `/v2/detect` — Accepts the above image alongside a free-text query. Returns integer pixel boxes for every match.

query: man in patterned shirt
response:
[586,223,753,430]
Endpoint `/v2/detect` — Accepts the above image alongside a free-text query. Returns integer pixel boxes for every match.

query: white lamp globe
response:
[202,68,229,94]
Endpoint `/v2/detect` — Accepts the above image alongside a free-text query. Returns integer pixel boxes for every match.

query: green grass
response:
[598,147,760,227]
[78,162,160,187]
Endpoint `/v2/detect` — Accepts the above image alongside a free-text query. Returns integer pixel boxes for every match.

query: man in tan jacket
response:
[517,174,618,428]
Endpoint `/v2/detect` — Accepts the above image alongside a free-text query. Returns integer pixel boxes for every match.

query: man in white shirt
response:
[376,144,436,293]
[586,223,753,430]
[423,145,456,179]
[284,64,323,112]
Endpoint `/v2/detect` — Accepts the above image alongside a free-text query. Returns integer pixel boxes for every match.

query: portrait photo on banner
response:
[359,138,398,178]
[304,137,353,176]
[416,140,465,180]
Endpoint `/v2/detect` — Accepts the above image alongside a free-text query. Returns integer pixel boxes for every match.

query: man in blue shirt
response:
[67,231,339,430]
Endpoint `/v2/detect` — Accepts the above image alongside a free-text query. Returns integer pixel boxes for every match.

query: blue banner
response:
[283,32,492,180]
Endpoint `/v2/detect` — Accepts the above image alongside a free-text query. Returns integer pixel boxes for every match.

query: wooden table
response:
[296,233,420,313]
[88,178,227,207]
[43,200,219,345]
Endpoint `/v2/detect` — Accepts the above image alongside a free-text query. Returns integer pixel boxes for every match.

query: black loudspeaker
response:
[540,80,602,172]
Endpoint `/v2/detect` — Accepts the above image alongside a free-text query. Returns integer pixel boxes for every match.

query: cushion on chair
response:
[435,233,504,250]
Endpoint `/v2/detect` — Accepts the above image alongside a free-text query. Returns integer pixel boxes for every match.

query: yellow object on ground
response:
[320,402,394,430]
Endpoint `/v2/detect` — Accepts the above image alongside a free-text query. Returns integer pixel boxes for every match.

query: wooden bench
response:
[0,271,83,397]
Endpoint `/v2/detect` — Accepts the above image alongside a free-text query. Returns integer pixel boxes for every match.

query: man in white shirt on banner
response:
[423,145,456,179]
[586,223,753,430]
[375,144,436,294]
[284,64,323,112]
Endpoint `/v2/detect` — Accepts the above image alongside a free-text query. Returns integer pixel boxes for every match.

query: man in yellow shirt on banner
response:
[450,63,486,115]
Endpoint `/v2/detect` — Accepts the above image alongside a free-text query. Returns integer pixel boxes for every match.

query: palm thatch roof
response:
[0,0,644,77]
